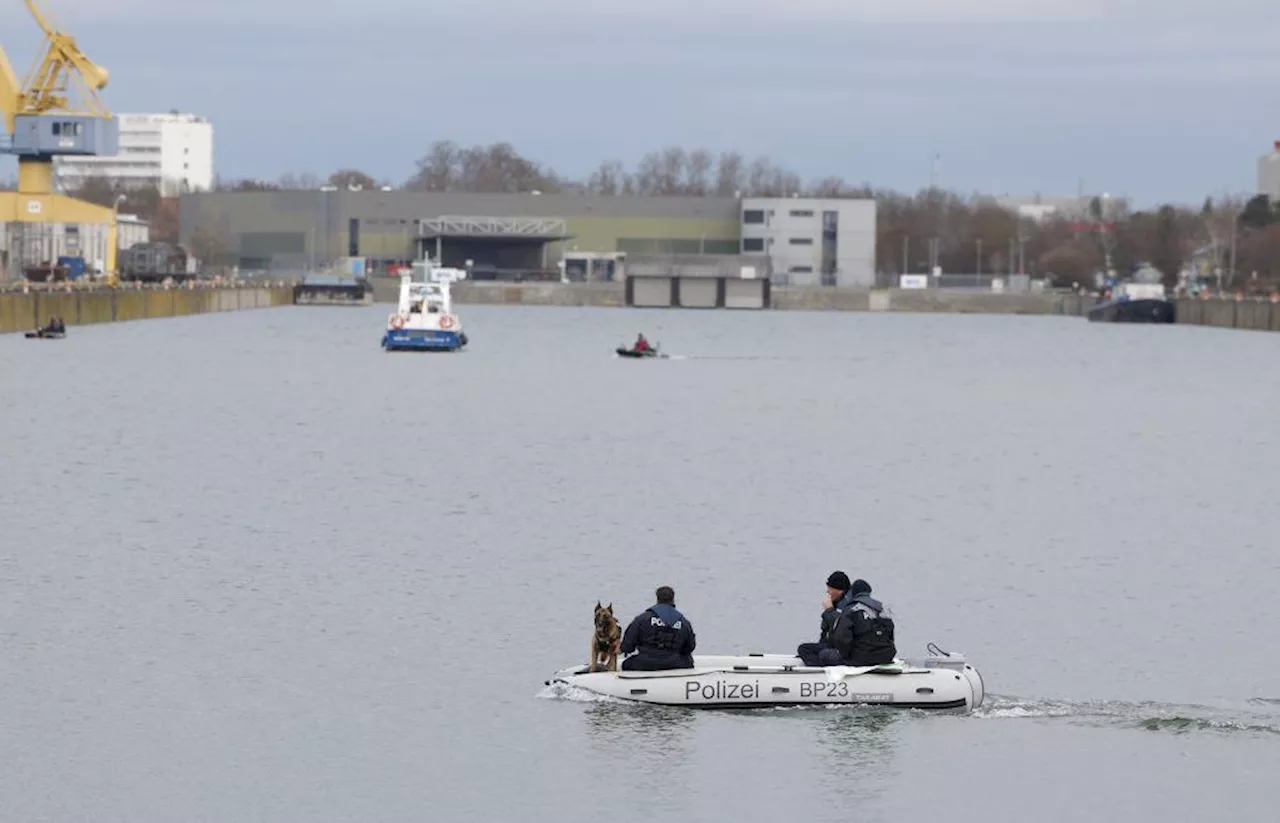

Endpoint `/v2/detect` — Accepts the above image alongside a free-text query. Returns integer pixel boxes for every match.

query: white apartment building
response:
[739,197,877,287]
[55,112,213,196]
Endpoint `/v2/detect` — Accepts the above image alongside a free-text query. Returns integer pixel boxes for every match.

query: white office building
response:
[739,197,877,287]
[55,112,213,196]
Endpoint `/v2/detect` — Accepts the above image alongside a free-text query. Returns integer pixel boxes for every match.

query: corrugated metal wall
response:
[1,220,153,279]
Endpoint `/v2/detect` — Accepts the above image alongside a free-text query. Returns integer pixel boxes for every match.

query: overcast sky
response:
[3,0,1278,205]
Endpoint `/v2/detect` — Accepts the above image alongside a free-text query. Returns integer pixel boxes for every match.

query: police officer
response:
[619,585,696,671]
[828,579,897,666]
[797,571,857,666]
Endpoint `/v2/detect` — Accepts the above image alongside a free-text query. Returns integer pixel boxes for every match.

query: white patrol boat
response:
[382,259,469,352]
[546,646,984,711]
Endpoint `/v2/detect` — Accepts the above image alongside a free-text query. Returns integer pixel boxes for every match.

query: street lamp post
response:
[109,193,126,281]
[1228,210,1241,288]
[1100,193,1115,277]
[319,184,338,272]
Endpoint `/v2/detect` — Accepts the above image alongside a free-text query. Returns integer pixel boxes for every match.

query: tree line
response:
[11,139,1280,287]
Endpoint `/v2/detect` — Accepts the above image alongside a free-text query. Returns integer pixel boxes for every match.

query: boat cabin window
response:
[409,300,423,313]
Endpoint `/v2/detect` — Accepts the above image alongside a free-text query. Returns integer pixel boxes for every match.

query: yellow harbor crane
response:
[1,0,121,280]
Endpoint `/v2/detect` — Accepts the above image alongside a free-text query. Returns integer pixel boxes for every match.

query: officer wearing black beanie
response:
[797,571,855,666]
[798,573,894,666]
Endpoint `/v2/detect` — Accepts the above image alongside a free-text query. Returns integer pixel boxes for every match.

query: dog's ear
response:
[606,603,613,614]
[595,600,601,609]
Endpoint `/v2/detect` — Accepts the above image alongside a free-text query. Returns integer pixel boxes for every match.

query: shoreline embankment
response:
[0,283,294,335]
[372,278,1278,331]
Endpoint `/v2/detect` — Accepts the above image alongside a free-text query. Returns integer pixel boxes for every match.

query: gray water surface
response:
[3,305,1278,822]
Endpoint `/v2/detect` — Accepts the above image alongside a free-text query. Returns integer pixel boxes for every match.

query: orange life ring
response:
[390,315,405,330]
[439,314,455,329]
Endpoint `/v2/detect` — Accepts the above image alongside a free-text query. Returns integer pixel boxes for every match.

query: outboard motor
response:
[905,643,984,709]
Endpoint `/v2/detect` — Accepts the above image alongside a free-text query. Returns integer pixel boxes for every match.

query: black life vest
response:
[848,599,896,664]
[641,607,685,654]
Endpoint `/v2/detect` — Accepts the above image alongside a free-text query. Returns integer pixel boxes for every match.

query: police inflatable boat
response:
[547,646,984,710]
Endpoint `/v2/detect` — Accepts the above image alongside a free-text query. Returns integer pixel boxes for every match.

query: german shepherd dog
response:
[590,601,621,672]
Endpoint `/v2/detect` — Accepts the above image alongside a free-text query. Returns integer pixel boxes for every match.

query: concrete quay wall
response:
[371,279,1280,332]
[770,287,1089,314]
[0,285,294,335]
[374,279,1087,315]
[1174,297,1280,332]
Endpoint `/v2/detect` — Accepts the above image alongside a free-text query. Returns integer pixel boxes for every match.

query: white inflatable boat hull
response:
[548,652,984,710]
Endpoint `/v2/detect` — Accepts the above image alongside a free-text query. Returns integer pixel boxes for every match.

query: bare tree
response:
[230,179,280,191]
[714,151,745,196]
[405,141,557,193]
[745,156,775,195]
[587,160,626,195]
[329,169,379,190]
[68,174,117,207]
[405,140,461,191]
[809,176,847,198]
[463,143,557,192]
[633,151,662,195]
[1199,194,1246,286]
[685,149,712,196]
[656,146,686,195]
[1039,243,1098,288]
[1237,224,1280,283]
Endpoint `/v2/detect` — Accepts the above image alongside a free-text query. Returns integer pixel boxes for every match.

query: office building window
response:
[789,237,813,245]
[789,266,814,273]
[742,209,765,224]
[742,237,765,252]
[348,218,359,256]
[821,210,838,275]
[790,209,814,217]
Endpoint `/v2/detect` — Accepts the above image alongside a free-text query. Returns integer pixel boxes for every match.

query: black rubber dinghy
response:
[616,347,662,358]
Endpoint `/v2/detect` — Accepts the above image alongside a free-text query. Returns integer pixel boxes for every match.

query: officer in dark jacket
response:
[828,579,897,666]
[620,585,696,671]
[797,571,857,666]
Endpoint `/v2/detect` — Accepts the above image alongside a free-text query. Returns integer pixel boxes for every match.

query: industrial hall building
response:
[178,189,878,288]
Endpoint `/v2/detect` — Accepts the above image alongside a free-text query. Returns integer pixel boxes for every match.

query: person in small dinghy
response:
[632,334,651,353]
[827,578,897,667]
[619,585,696,670]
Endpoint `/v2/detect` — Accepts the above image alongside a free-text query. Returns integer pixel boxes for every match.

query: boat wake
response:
[975,694,1280,737]
[538,683,1280,737]
[649,355,829,362]
[538,681,626,703]
[613,353,867,362]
